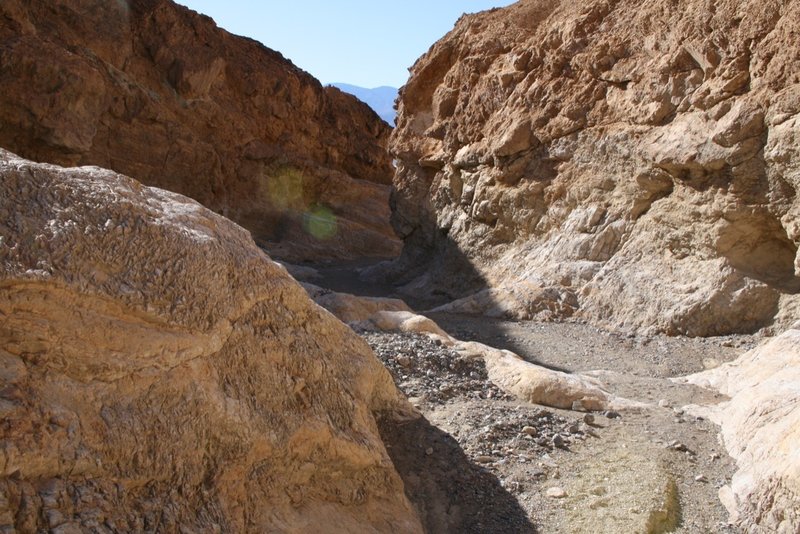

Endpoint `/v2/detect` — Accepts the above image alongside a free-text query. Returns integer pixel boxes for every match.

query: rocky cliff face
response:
[0,150,421,532]
[0,0,400,261]
[386,0,800,336]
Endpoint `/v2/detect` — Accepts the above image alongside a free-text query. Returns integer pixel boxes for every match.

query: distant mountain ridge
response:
[331,83,398,126]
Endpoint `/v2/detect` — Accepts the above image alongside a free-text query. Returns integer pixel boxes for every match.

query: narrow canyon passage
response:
[289,260,750,533]
[2,0,798,531]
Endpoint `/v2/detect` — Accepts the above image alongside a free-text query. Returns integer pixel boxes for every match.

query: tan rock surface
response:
[0,0,400,262]
[313,290,414,325]
[0,150,421,533]
[455,341,617,411]
[681,325,800,532]
[381,0,800,335]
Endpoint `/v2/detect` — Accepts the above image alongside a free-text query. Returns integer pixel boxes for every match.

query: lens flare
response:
[303,206,337,240]
[266,167,304,210]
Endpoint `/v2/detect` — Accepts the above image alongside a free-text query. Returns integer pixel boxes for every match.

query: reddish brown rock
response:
[0,0,400,261]
[382,0,800,336]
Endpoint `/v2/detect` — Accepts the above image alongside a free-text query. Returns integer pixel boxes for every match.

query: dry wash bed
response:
[365,317,752,533]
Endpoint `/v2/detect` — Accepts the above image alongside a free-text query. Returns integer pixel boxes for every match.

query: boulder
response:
[0,150,421,533]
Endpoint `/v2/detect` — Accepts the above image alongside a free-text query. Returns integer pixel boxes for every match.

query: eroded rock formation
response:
[384,0,800,335]
[0,150,421,532]
[305,287,625,412]
[0,0,400,261]
[682,324,800,532]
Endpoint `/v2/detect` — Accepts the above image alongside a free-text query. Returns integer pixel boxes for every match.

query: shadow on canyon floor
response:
[304,243,574,374]
[378,414,537,534]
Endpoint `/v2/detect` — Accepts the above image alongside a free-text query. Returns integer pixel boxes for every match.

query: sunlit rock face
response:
[386,0,800,336]
[0,149,422,533]
[682,325,800,532]
[0,0,400,261]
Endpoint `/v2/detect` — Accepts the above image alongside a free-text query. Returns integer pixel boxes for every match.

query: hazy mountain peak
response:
[331,83,398,126]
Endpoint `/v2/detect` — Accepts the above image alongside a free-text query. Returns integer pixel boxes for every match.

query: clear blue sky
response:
[176,1,516,88]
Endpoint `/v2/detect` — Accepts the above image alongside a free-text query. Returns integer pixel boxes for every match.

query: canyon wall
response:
[386,0,800,336]
[0,0,400,261]
[0,150,421,532]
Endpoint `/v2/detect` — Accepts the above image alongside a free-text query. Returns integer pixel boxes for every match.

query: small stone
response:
[552,435,567,449]
[571,400,587,412]
[530,468,546,479]
[522,425,538,437]
[658,399,670,408]
[425,447,433,455]
[590,486,607,496]
[667,440,688,452]
[710,453,721,461]
[475,455,494,464]
[604,410,621,419]
[546,486,567,498]
[695,474,708,483]
[582,425,600,438]
[583,413,595,425]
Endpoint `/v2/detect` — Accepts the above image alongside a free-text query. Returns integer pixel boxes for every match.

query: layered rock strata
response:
[0,150,421,533]
[385,0,800,335]
[0,0,400,261]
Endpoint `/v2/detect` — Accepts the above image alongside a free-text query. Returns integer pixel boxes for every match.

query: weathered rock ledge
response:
[681,324,800,532]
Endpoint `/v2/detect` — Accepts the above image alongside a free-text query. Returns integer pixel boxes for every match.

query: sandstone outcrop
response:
[0,0,400,261]
[681,325,800,532]
[0,150,422,532]
[383,0,800,335]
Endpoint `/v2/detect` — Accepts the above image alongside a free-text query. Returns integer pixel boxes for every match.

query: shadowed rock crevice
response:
[716,212,800,293]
